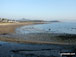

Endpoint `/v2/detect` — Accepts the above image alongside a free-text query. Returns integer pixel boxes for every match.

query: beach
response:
[0,22,43,34]
[0,22,76,57]
[0,22,76,45]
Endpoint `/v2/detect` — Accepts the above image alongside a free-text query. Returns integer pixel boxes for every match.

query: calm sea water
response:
[16,22,76,34]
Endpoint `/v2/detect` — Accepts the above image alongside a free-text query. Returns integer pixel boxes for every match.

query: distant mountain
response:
[16,18,45,22]
[16,18,31,22]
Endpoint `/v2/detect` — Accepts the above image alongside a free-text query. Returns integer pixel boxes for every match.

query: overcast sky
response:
[0,0,76,21]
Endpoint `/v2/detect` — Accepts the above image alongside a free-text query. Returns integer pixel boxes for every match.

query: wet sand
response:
[0,32,76,45]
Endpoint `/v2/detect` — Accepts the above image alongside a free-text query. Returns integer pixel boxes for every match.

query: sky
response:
[0,0,76,21]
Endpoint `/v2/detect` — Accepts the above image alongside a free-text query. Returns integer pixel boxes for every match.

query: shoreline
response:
[0,22,76,45]
[0,22,44,34]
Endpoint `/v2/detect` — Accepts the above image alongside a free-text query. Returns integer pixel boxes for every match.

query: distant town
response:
[0,18,60,23]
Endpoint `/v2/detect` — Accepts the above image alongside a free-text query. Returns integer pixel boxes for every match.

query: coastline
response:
[0,22,44,34]
[0,22,76,45]
[0,22,76,57]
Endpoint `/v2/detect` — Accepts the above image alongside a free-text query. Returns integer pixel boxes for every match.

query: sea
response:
[16,22,76,35]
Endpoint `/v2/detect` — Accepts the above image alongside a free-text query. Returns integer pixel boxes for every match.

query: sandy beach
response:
[0,22,45,34]
[0,22,35,34]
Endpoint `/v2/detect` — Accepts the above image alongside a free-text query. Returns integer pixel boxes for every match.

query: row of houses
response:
[0,18,17,23]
